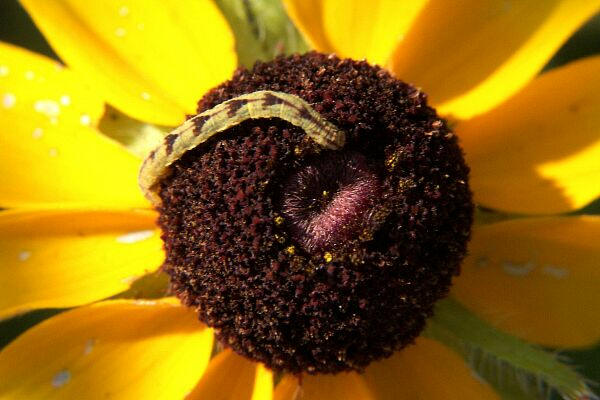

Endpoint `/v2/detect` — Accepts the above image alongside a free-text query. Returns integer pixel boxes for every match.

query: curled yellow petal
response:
[21,0,237,126]
[274,372,374,400]
[453,216,600,347]
[187,350,273,400]
[390,0,600,119]
[364,338,499,399]
[0,208,163,319]
[0,299,213,399]
[459,55,600,214]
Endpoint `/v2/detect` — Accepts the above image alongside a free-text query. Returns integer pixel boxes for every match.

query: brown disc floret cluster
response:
[158,52,473,374]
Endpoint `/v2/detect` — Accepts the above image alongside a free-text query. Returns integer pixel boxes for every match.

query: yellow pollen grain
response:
[285,245,296,255]
[322,190,329,198]
[359,229,373,242]
[323,252,333,263]
[294,146,302,156]
[385,153,399,170]
[398,177,413,190]
[274,216,284,225]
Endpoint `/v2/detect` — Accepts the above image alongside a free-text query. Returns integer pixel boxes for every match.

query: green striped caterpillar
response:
[139,90,347,205]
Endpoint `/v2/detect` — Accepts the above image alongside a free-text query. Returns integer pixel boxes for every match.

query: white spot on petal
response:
[118,5,130,17]
[2,93,16,108]
[84,338,96,355]
[502,261,535,277]
[115,27,127,37]
[32,127,44,139]
[121,275,138,285]
[59,95,71,106]
[116,230,154,244]
[52,369,71,388]
[24,70,35,80]
[0,65,9,77]
[80,114,91,126]
[133,299,157,306]
[18,250,31,261]
[140,92,151,101]
[34,99,61,117]
[542,265,569,279]
[48,148,59,157]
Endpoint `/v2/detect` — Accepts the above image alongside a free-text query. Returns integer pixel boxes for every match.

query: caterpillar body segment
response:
[139,91,346,205]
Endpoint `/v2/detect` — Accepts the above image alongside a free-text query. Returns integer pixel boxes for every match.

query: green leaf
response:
[113,270,170,300]
[215,0,309,68]
[98,105,169,159]
[474,206,524,226]
[426,299,596,400]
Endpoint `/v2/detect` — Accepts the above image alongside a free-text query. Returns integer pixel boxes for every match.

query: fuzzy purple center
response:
[281,151,380,252]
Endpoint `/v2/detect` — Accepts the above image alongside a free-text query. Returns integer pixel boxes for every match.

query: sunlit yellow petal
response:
[390,0,600,119]
[0,117,147,208]
[0,42,146,207]
[283,0,427,65]
[364,338,499,399]
[453,216,600,348]
[458,56,600,214]
[0,209,163,319]
[282,0,334,54]
[21,0,237,126]
[274,372,374,400]
[252,364,273,400]
[0,43,148,208]
[0,299,213,399]
[0,42,103,126]
[187,349,273,400]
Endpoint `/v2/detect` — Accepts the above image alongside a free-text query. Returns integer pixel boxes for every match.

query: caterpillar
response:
[139,90,347,205]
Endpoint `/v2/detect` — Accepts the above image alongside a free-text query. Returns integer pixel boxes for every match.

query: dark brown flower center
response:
[157,52,474,374]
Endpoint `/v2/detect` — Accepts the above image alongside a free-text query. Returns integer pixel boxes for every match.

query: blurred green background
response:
[1,0,599,398]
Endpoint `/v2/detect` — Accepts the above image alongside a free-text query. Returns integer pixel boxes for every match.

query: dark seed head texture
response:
[158,52,474,374]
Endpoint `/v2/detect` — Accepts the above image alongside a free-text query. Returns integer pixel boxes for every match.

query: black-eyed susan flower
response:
[1,1,599,399]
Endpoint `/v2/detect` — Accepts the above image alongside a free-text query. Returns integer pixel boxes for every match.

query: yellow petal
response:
[283,0,427,66]
[282,0,334,54]
[458,56,600,214]
[389,0,600,119]
[364,337,499,399]
[274,372,374,400]
[0,43,148,208]
[0,116,147,208]
[0,299,214,399]
[0,208,164,319]
[21,0,237,126]
[452,216,600,348]
[187,349,273,400]
[0,42,104,126]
